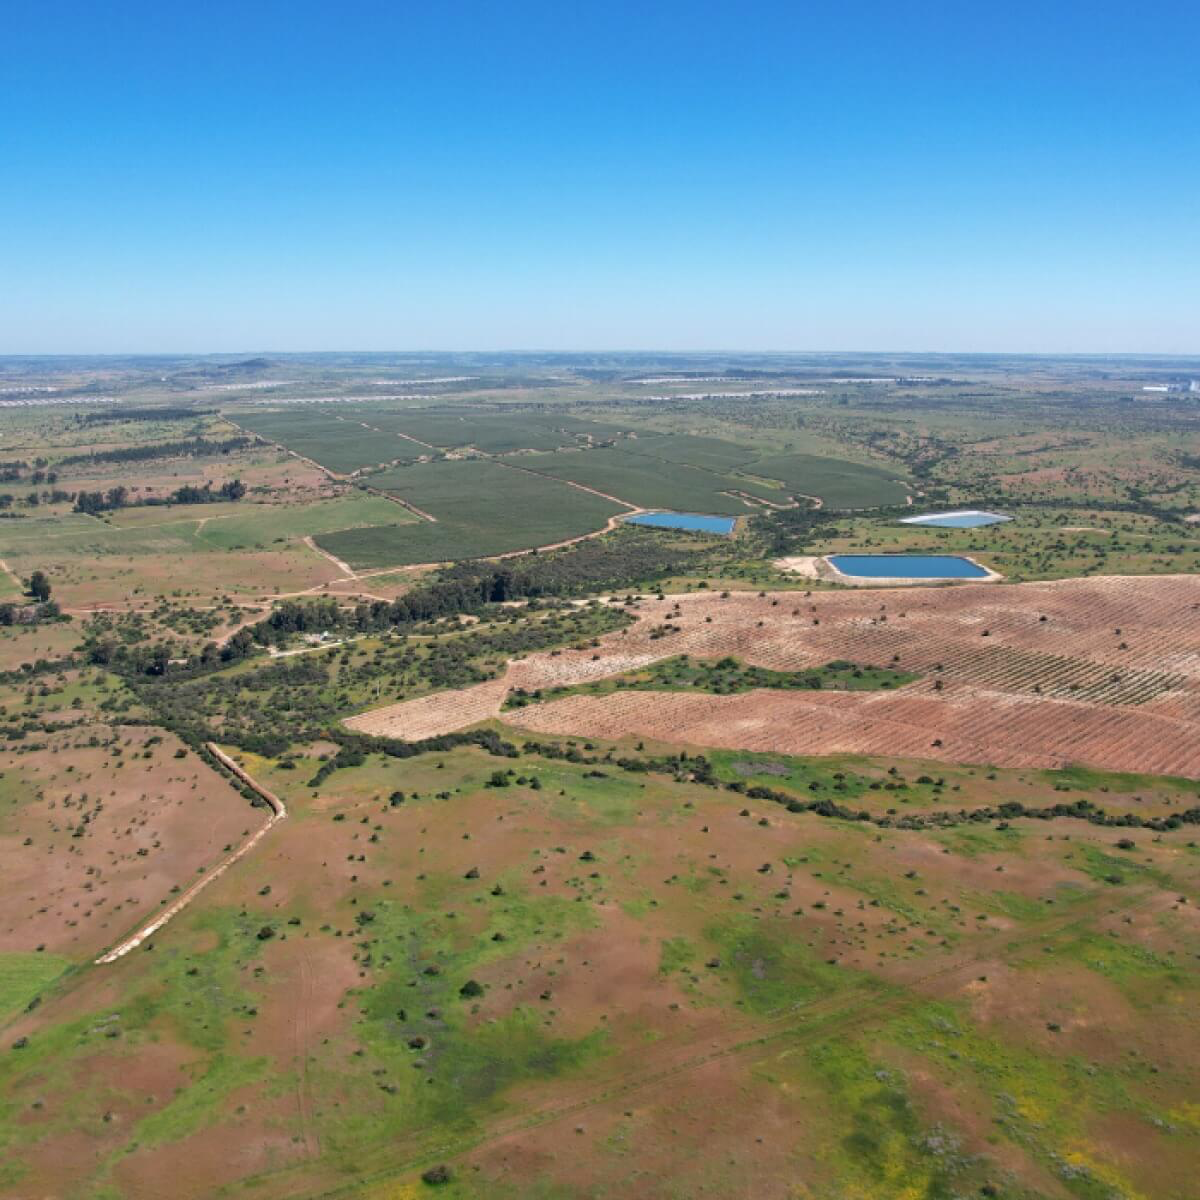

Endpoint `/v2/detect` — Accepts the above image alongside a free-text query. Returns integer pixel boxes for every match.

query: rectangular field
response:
[315,459,623,567]
[0,494,411,560]
[353,408,618,452]
[620,432,762,471]
[746,451,910,508]
[520,447,756,514]
[231,409,425,474]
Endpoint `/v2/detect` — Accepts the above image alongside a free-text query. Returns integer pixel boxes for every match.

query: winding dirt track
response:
[93,744,286,964]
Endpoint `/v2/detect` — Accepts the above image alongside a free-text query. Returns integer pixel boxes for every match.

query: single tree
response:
[28,570,51,602]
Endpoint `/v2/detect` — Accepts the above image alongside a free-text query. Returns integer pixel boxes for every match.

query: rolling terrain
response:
[0,354,1199,1200]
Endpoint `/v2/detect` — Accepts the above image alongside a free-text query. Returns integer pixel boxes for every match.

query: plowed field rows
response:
[345,575,1200,777]
[508,683,1200,775]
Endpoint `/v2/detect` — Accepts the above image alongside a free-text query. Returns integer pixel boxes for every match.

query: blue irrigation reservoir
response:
[829,554,990,579]
[625,511,737,534]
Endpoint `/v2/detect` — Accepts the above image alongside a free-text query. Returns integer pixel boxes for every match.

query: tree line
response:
[77,406,215,424]
[249,528,718,648]
[57,435,256,468]
[74,479,247,514]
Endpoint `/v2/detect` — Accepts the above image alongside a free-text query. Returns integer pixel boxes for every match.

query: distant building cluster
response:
[1142,380,1199,394]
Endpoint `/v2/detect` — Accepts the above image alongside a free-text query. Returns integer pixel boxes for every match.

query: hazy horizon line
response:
[3,348,1200,361]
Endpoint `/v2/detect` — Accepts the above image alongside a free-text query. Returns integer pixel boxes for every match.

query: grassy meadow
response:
[2,730,1197,1199]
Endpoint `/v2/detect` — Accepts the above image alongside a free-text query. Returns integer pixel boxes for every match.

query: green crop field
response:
[316,458,623,567]
[351,407,626,453]
[0,493,412,560]
[746,451,911,508]
[231,409,426,473]
[519,446,759,514]
[622,431,762,471]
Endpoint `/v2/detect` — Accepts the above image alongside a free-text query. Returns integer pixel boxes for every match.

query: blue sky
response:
[2,0,1197,353]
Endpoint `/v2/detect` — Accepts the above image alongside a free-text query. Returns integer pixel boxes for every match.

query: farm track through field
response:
[0,557,23,591]
[251,881,1160,1200]
[303,534,357,577]
[222,416,349,481]
[493,455,641,510]
[340,414,437,453]
[357,483,438,522]
[93,744,286,964]
[295,949,321,1160]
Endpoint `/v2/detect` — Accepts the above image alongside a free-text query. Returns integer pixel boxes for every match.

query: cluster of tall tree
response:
[247,530,716,647]
[0,571,58,625]
[73,479,247,514]
[0,491,72,510]
[77,406,214,424]
[57,435,255,468]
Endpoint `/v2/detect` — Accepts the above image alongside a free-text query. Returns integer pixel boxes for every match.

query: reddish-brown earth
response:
[347,575,1200,777]
[0,726,264,959]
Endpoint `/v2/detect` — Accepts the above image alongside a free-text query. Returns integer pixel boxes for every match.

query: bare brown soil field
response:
[509,684,1200,774]
[0,725,265,960]
[348,575,1200,777]
[28,547,340,608]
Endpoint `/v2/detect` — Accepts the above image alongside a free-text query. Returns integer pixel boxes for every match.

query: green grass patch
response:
[316,885,605,1165]
[1070,844,1174,889]
[803,1037,995,1198]
[704,915,872,1015]
[231,409,427,474]
[1053,931,1196,997]
[659,936,697,976]
[932,824,1025,859]
[505,655,918,710]
[125,1052,267,1150]
[1040,764,1200,797]
[891,1001,1153,1199]
[0,952,72,1024]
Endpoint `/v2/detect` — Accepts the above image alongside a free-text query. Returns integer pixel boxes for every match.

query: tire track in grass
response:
[294,948,320,1159]
[303,534,357,578]
[254,881,1161,1198]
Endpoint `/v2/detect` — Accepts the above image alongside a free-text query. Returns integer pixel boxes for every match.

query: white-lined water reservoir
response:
[899,509,1011,528]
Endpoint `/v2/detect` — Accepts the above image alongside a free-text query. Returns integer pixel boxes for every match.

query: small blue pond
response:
[625,511,736,534]
[830,554,990,579]
[900,509,1010,529]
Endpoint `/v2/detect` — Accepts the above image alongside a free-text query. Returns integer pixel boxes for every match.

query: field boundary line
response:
[303,535,357,578]
[357,483,438,522]
[494,456,642,511]
[345,415,438,452]
[93,744,286,964]
[221,415,350,481]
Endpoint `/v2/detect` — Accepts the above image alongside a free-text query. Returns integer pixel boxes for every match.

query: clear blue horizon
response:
[3,1,1197,355]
